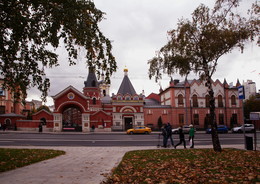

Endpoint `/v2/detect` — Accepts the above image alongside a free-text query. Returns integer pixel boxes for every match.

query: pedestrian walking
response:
[91,125,95,132]
[38,123,42,133]
[189,124,195,148]
[174,126,186,149]
[161,124,168,148]
[2,123,6,131]
[166,122,174,147]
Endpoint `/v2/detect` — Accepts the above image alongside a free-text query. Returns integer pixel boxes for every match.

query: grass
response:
[0,148,65,172]
[103,149,260,184]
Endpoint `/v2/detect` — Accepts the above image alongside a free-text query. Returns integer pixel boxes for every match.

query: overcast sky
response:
[27,0,260,106]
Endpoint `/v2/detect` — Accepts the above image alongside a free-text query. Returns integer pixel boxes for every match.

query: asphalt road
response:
[0,131,257,147]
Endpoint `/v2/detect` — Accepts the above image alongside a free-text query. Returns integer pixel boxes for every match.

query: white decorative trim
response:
[120,106,137,113]
[56,101,87,112]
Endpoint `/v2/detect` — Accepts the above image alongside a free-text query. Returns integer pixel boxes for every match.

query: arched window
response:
[103,90,106,96]
[205,95,210,107]
[192,94,198,107]
[117,96,122,100]
[133,96,139,101]
[231,95,236,105]
[5,118,11,126]
[178,94,184,104]
[93,97,96,105]
[125,96,131,100]
[218,95,223,107]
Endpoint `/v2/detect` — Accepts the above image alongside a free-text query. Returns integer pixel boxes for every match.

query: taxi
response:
[126,126,152,134]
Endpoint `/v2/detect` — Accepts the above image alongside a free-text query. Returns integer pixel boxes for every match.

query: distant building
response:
[0,78,35,129]
[144,78,243,130]
[31,100,43,110]
[0,78,24,115]
[243,80,256,100]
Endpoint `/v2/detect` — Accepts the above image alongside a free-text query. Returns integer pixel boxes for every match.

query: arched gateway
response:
[62,105,82,131]
[52,86,90,132]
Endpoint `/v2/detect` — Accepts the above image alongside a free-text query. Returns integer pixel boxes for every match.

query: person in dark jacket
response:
[38,123,42,133]
[161,124,168,148]
[174,126,186,149]
[166,123,174,147]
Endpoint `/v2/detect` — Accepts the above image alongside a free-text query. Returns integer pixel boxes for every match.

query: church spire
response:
[117,68,136,95]
[84,67,98,88]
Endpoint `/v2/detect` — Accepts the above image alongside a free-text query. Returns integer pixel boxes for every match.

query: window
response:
[103,90,106,96]
[0,106,5,114]
[125,96,131,100]
[133,96,139,100]
[193,114,199,125]
[117,96,122,100]
[204,114,210,129]
[179,114,184,124]
[218,95,223,107]
[219,114,224,124]
[231,95,236,105]
[93,98,96,105]
[192,95,198,107]
[178,94,184,105]
[0,88,5,96]
[205,95,210,107]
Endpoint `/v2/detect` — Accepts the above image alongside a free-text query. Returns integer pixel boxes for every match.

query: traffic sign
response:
[238,86,245,100]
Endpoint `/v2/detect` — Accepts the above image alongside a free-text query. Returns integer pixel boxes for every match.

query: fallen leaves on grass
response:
[0,148,65,172]
[103,149,260,184]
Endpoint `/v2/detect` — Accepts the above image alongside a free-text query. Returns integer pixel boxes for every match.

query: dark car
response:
[206,125,228,134]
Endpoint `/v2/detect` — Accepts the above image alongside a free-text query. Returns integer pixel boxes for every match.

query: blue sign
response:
[238,86,245,100]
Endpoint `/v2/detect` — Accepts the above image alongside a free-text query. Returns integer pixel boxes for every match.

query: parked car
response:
[172,125,195,134]
[231,124,255,133]
[206,125,228,134]
[126,126,152,134]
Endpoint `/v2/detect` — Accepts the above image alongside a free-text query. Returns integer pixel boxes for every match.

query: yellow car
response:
[126,126,152,134]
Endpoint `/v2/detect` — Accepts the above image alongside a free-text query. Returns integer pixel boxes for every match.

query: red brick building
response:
[0,68,244,132]
[144,78,243,130]
[0,78,33,129]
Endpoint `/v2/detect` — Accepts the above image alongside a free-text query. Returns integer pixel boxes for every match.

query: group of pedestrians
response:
[161,123,195,149]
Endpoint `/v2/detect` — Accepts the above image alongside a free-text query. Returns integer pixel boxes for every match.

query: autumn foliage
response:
[103,149,260,184]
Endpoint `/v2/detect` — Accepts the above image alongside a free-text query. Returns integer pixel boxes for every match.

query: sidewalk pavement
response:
[0,144,246,184]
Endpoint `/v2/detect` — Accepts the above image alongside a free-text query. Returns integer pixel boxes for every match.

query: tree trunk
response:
[207,79,222,152]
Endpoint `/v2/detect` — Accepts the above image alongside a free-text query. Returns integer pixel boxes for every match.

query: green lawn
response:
[0,148,65,172]
[103,149,260,184]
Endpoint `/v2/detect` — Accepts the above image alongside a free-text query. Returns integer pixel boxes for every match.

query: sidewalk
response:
[0,144,246,184]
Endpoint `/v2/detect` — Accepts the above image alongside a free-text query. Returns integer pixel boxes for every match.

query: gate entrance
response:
[124,117,133,130]
[62,106,82,131]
